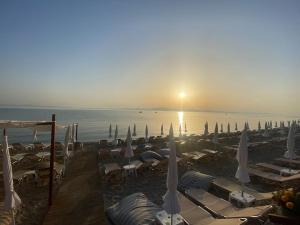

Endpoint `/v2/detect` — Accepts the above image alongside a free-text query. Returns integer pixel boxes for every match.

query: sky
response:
[0,0,299,114]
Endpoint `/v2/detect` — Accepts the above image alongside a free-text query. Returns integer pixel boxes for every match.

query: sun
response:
[179,92,186,99]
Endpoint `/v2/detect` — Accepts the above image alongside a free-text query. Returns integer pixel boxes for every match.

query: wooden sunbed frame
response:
[182,188,272,223]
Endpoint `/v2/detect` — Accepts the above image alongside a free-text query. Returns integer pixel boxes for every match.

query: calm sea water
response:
[0,108,298,144]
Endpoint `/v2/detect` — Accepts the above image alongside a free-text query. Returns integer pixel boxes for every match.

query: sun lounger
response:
[274,157,300,168]
[183,188,272,222]
[256,162,300,175]
[212,178,272,205]
[248,167,300,183]
[178,193,247,225]
[106,192,161,225]
[182,152,207,160]
[103,163,121,175]
[200,149,218,155]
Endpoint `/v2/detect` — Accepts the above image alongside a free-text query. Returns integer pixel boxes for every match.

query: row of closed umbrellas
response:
[107,120,297,141]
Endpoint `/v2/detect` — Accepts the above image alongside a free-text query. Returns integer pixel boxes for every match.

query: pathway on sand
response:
[43,150,107,225]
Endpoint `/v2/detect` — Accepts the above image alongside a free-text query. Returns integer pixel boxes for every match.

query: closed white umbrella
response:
[163,124,180,225]
[145,124,148,142]
[263,122,269,137]
[2,134,21,225]
[288,121,291,128]
[227,123,230,134]
[125,126,134,163]
[109,124,112,138]
[113,125,118,146]
[235,122,238,131]
[179,124,182,137]
[284,123,297,160]
[220,123,223,133]
[184,122,187,133]
[258,121,261,131]
[212,123,218,144]
[235,129,250,196]
[132,124,137,136]
[33,128,38,143]
[204,122,209,136]
[161,123,164,136]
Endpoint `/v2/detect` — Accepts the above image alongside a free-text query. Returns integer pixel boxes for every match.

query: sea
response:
[0,108,298,144]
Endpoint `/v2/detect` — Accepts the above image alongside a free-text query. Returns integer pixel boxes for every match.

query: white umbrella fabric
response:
[204,122,209,136]
[2,135,21,225]
[125,126,134,163]
[235,129,250,195]
[109,124,112,138]
[284,123,297,160]
[179,124,182,137]
[263,122,269,137]
[113,125,118,146]
[145,125,149,142]
[162,124,180,225]
[212,123,218,144]
[33,128,38,143]
[133,124,137,136]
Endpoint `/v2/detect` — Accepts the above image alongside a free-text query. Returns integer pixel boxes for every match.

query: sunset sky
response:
[0,0,299,114]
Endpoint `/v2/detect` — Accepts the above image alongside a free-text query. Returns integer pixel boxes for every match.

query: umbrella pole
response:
[12,210,15,225]
[241,182,244,197]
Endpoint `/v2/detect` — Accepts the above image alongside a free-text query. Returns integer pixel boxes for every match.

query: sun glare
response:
[179,92,186,99]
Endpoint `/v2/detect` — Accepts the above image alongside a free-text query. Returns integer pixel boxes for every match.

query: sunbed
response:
[183,188,272,222]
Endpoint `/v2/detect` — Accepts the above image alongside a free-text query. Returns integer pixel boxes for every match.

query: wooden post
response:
[48,114,56,206]
[75,123,78,142]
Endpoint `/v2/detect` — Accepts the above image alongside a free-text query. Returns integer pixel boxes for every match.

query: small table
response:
[156,211,184,225]
[229,191,256,208]
[280,168,300,176]
[123,164,137,177]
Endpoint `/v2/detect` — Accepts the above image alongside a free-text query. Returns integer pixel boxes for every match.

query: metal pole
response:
[48,114,56,206]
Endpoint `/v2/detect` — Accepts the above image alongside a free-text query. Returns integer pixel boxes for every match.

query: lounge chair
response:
[102,163,122,183]
[0,202,13,225]
[178,193,247,225]
[183,188,272,223]
[248,167,300,186]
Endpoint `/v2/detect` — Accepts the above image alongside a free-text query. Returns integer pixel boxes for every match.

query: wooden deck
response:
[43,151,106,225]
[257,162,300,174]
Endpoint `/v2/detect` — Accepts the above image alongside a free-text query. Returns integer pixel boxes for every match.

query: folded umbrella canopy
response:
[109,124,112,138]
[204,121,209,136]
[161,123,164,136]
[145,124,149,142]
[2,134,21,225]
[163,124,180,225]
[235,129,250,195]
[33,128,38,143]
[113,125,118,146]
[132,123,137,136]
[212,122,218,144]
[125,126,134,163]
[284,123,297,160]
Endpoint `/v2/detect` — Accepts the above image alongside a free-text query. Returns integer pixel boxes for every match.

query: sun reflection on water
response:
[178,111,184,128]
